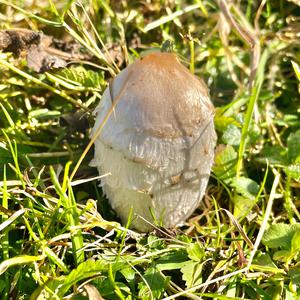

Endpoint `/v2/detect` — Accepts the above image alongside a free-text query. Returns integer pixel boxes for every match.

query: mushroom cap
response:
[91,52,216,232]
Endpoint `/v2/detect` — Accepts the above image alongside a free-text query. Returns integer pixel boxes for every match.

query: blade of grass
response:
[247,168,280,268]
[49,164,84,265]
[0,209,26,233]
[291,60,300,81]
[195,0,208,17]
[68,180,84,265]
[236,49,269,177]
[1,165,10,300]
[237,162,269,222]
[144,3,203,32]
[189,38,195,74]
[108,263,126,300]
[117,207,133,258]
[0,255,45,276]
[43,244,69,274]
[2,131,25,189]
[0,102,16,128]
[212,196,221,248]
[221,209,253,248]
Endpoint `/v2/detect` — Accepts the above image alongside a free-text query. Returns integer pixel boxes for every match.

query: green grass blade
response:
[144,3,202,32]
[67,180,84,265]
[0,255,45,276]
[236,49,269,177]
[1,165,10,300]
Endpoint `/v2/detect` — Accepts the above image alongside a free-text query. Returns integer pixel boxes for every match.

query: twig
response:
[218,0,260,90]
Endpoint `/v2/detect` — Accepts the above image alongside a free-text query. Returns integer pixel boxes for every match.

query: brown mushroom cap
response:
[94,52,215,166]
[112,52,213,137]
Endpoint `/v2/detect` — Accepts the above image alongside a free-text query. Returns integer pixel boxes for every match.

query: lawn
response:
[0,0,300,299]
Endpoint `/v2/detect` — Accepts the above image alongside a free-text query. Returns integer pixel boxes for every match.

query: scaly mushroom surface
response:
[91,52,216,232]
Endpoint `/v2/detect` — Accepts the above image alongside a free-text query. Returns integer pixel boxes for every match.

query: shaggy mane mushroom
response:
[91,52,216,232]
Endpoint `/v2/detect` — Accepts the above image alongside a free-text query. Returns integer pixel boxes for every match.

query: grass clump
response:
[0,0,300,299]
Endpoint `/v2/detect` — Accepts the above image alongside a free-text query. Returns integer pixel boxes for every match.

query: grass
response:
[0,0,300,299]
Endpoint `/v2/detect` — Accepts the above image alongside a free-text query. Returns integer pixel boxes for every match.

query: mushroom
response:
[91,52,216,232]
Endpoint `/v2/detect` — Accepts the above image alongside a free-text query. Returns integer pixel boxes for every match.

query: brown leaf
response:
[26,45,67,72]
[84,284,105,300]
[0,29,90,72]
[0,29,41,55]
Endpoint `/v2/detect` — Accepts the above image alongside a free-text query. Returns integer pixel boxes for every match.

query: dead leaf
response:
[0,29,90,72]
[84,284,104,300]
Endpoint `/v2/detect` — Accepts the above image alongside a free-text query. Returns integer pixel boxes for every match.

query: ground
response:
[0,0,300,299]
